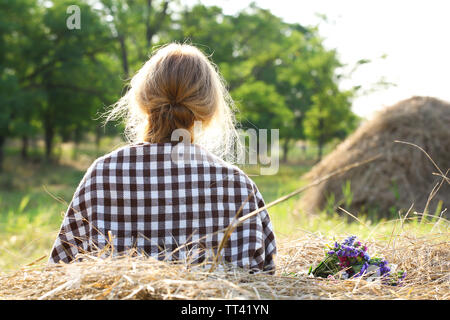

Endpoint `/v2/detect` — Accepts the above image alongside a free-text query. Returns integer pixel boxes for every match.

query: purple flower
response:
[355,262,369,277]
[343,235,357,246]
[313,235,406,286]
[380,265,391,276]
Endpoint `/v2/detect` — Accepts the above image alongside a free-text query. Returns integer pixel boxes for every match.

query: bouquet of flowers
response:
[308,235,406,286]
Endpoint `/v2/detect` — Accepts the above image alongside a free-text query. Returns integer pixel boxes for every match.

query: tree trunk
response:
[317,140,323,163]
[21,135,29,160]
[0,135,5,172]
[144,0,169,54]
[145,0,154,50]
[72,125,83,160]
[118,34,129,79]
[31,136,37,156]
[44,123,54,161]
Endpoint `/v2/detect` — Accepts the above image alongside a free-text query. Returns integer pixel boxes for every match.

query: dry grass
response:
[0,228,448,300]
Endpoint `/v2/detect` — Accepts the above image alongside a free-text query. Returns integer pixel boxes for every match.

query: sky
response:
[187,0,450,119]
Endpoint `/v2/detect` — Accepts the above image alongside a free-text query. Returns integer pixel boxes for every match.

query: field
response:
[0,137,445,274]
[0,137,447,301]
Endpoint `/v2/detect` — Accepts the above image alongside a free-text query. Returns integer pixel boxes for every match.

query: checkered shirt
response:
[49,142,276,273]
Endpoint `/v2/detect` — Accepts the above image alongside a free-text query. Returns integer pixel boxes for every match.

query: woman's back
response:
[49,42,277,272]
[49,142,276,272]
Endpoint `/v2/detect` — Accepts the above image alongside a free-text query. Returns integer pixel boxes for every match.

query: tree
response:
[170,3,357,162]
[232,80,293,133]
[0,74,21,171]
[0,0,362,168]
[304,88,359,161]
[29,0,118,159]
[98,0,172,78]
[0,0,42,169]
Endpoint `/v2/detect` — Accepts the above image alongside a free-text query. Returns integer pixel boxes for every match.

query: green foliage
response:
[0,0,364,165]
[304,87,359,160]
[325,193,336,215]
[309,254,340,277]
[232,81,293,132]
[342,180,354,208]
[169,3,358,155]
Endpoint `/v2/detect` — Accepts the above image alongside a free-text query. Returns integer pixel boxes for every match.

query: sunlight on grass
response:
[0,197,61,270]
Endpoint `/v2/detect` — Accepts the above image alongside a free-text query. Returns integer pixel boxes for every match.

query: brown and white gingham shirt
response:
[49,142,276,272]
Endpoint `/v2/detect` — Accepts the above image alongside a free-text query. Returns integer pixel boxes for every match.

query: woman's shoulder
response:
[192,144,258,185]
[87,142,162,166]
[80,143,145,176]
[84,142,258,188]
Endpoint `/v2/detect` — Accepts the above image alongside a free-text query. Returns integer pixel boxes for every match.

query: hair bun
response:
[164,102,195,131]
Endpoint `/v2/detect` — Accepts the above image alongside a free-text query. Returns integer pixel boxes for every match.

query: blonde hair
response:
[104,43,241,161]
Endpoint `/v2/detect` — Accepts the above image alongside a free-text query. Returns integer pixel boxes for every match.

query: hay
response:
[300,96,450,217]
[1,230,448,300]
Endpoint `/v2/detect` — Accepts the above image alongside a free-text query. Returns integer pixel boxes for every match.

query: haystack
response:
[300,96,450,218]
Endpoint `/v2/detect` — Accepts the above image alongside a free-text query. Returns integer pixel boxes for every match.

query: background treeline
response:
[0,0,362,171]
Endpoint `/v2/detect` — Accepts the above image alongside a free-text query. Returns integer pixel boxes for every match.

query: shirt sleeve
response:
[225,179,277,274]
[251,182,277,273]
[48,161,98,264]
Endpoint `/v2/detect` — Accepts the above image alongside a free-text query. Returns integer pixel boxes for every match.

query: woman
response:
[49,43,276,273]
